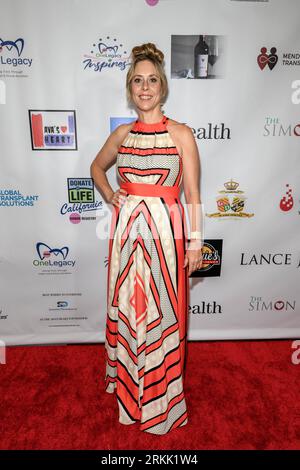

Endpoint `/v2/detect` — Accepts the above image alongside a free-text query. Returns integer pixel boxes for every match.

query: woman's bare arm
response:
[90,123,132,202]
[180,125,203,247]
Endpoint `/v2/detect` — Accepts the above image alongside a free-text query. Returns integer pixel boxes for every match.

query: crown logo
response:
[205,179,254,218]
[224,179,239,191]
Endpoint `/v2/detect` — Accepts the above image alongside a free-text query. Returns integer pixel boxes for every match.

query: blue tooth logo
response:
[36,242,69,260]
[0,38,24,56]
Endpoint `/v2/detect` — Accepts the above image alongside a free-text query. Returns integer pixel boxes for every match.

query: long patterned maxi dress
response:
[104,114,190,435]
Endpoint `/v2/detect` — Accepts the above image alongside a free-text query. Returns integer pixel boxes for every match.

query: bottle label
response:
[195,54,208,77]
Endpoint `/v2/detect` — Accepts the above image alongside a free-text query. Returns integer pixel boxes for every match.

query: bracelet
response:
[190,231,202,239]
[188,239,203,246]
[187,240,203,250]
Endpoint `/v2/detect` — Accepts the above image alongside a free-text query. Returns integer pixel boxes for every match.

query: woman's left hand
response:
[183,242,203,276]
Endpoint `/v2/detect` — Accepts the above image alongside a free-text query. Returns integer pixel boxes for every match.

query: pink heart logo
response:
[61,126,67,133]
[274,300,284,311]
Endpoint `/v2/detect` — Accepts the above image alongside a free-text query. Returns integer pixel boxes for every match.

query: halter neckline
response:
[135,115,168,129]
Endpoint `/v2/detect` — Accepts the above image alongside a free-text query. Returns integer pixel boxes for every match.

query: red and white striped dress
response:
[104,114,189,434]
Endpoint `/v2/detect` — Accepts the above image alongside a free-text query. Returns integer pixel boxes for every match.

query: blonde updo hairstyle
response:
[126,43,169,107]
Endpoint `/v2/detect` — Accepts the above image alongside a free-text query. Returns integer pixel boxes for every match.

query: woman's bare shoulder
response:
[167,118,192,133]
[167,118,194,145]
[114,120,135,143]
[115,120,135,134]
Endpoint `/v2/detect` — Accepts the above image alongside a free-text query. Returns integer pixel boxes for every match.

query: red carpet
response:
[0,340,299,450]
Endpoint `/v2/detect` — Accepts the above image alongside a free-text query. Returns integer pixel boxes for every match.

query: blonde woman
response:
[90,43,203,435]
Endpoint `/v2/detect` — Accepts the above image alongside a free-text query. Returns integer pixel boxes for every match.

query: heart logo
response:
[274,300,284,311]
[61,126,67,133]
[257,46,278,70]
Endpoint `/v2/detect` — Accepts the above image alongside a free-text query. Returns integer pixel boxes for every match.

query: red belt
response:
[120,181,180,198]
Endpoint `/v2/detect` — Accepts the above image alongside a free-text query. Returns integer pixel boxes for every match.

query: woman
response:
[90,43,203,435]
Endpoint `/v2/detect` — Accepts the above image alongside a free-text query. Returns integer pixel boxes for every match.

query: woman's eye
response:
[133,77,157,84]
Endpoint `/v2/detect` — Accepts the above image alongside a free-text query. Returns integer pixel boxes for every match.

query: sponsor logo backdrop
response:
[0,0,299,345]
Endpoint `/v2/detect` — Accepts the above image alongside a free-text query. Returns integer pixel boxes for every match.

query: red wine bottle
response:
[194,35,209,79]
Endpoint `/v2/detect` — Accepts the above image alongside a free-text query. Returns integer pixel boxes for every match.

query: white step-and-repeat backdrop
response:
[1,0,299,345]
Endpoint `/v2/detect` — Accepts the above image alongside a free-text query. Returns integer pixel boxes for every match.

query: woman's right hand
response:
[108,187,127,208]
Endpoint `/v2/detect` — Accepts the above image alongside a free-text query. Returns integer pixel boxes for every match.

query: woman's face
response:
[130,60,162,112]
